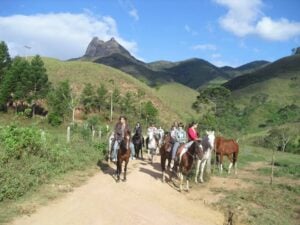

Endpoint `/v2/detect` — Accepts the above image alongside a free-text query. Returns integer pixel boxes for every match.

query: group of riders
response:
[110,116,201,165]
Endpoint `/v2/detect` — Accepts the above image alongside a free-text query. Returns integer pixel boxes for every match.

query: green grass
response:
[154,82,199,120]
[211,145,300,225]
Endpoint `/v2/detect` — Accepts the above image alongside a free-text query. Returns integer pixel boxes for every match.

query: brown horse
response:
[173,140,203,191]
[214,136,239,174]
[159,132,173,182]
[116,130,131,182]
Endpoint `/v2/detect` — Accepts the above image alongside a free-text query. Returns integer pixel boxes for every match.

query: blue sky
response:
[1,0,300,67]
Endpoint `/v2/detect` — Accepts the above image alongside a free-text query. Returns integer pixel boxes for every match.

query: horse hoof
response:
[122,179,127,182]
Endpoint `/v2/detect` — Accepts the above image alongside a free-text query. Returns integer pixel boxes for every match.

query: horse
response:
[132,132,144,159]
[173,140,203,192]
[159,132,173,182]
[194,131,216,183]
[115,130,132,182]
[147,131,159,163]
[215,136,239,174]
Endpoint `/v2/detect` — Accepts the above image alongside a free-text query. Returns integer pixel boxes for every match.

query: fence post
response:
[41,130,46,143]
[92,129,95,142]
[67,126,71,143]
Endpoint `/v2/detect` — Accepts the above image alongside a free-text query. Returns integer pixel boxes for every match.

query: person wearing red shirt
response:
[186,122,201,148]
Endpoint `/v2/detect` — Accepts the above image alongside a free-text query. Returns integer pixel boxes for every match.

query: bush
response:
[48,112,63,126]
[0,125,44,162]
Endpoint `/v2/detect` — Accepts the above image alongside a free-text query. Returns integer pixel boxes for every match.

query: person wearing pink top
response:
[185,122,201,148]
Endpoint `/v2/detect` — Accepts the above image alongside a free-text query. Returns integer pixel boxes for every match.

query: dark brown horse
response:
[116,130,131,182]
[159,132,173,182]
[173,140,203,191]
[214,136,239,174]
[132,132,144,159]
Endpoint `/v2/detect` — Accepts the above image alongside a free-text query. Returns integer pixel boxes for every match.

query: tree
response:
[0,57,31,108]
[27,55,50,116]
[192,86,231,116]
[80,83,96,113]
[95,83,108,112]
[0,41,11,83]
[264,127,293,185]
[141,101,158,124]
[47,80,71,126]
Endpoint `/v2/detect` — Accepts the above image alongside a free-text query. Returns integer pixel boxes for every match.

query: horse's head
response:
[124,130,131,141]
[193,140,204,158]
[205,130,215,150]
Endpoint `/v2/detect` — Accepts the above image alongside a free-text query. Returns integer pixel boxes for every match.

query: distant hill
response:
[222,54,300,130]
[224,55,300,91]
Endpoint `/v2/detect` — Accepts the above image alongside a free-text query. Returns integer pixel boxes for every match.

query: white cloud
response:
[256,17,300,41]
[211,53,222,58]
[214,0,300,41]
[129,8,139,21]
[192,44,217,51]
[184,24,198,36]
[0,13,138,59]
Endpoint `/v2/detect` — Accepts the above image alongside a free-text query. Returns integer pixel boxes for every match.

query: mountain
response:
[83,37,133,60]
[165,58,229,89]
[220,60,270,78]
[223,54,300,91]
[74,37,273,90]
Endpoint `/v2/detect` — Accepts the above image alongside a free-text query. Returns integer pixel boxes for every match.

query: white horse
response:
[147,131,159,163]
[194,131,215,183]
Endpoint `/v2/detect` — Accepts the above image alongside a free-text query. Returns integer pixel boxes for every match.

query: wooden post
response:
[270,148,275,185]
[67,126,71,143]
[41,130,46,143]
[92,129,95,142]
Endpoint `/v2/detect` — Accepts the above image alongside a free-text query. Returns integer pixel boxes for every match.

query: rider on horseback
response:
[111,116,135,162]
[171,122,187,164]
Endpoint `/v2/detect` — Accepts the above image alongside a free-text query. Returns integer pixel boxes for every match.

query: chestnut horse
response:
[159,132,173,182]
[194,131,215,183]
[173,140,202,191]
[215,136,239,174]
[115,130,131,182]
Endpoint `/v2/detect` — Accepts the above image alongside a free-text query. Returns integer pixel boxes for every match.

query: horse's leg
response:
[220,154,224,173]
[194,159,201,183]
[161,154,166,182]
[123,159,128,181]
[141,145,144,160]
[151,148,154,163]
[116,160,121,182]
[233,152,238,175]
[179,172,183,192]
[227,154,233,174]
[200,159,207,183]
[186,176,190,192]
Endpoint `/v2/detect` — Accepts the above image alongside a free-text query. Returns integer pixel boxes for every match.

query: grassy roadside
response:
[0,115,107,224]
[209,145,300,225]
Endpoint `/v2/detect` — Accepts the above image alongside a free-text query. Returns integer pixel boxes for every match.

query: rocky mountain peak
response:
[83,37,132,59]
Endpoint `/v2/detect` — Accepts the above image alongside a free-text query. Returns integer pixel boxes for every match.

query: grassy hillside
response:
[224,54,300,91]
[154,82,199,120]
[42,57,181,125]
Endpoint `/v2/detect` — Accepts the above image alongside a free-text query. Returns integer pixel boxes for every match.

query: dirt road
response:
[10,157,224,225]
